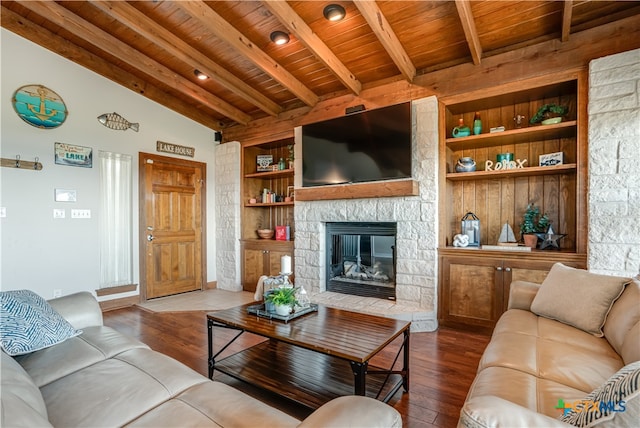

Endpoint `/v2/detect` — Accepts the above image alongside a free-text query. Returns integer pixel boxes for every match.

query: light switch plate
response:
[71,209,91,219]
[0,207,6,218]
[53,209,65,219]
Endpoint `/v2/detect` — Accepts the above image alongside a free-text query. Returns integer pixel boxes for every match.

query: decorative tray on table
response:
[247,303,318,323]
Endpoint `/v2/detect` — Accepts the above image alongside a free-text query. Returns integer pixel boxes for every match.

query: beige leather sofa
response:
[1,291,402,427]
[459,266,639,427]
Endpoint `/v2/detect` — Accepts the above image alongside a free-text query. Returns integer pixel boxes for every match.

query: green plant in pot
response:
[265,287,298,316]
[519,203,550,248]
[530,104,569,125]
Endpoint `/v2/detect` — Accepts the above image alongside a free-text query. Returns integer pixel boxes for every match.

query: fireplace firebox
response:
[326,222,396,300]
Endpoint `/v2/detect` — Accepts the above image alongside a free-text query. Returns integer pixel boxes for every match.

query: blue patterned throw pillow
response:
[0,290,81,356]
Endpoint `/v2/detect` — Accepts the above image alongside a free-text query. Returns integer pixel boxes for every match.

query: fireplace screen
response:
[326,222,396,300]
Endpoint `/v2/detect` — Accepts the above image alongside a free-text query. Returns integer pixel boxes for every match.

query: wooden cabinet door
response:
[243,248,265,292]
[440,256,503,329]
[266,250,289,277]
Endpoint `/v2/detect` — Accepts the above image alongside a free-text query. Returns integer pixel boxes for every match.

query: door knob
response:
[147,234,154,242]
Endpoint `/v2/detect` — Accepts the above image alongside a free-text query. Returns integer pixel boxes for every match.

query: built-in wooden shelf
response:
[446,163,577,181]
[244,169,294,179]
[294,179,419,201]
[445,120,577,151]
[244,201,294,207]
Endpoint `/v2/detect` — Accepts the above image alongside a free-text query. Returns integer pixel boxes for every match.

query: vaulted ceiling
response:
[3,1,640,135]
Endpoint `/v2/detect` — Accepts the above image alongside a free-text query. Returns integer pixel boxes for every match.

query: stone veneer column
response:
[294,96,439,332]
[588,48,640,277]
[214,142,242,290]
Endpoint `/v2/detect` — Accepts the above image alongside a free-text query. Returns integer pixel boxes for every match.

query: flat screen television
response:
[301,102,412,187]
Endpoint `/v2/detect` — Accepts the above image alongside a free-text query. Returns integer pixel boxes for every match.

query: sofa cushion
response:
[530,264,629,337]
[126,381,300,428]
[40,347,210,427]
[16,325,149,387]
[603,279,640,364]
[0,351,52,427]
[0,290,81,356]
[559,361,640,427]
[481,309,624,394]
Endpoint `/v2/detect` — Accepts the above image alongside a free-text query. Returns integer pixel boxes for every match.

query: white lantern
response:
[461,212,481,247]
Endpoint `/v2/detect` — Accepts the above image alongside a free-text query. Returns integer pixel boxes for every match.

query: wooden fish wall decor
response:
[97,112,139,132]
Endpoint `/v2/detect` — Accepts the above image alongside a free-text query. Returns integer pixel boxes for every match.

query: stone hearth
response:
[293,96,439,332]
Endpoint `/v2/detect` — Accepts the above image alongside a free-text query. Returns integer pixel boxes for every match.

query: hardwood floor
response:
[103,307,490,427]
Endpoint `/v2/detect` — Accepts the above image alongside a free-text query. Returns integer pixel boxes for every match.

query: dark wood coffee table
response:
[207,303,410,410]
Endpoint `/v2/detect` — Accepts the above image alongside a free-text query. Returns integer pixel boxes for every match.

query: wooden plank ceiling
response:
[3,1,640,133]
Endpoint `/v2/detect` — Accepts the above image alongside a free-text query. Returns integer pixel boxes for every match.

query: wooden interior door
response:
[139,153,206,300]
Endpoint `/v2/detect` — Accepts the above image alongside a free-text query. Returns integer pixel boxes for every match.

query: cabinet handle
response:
[505,267,511,272]
[496,266,503,271]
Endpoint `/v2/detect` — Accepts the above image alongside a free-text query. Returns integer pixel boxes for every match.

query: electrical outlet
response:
[71,209,91,219]
[53,209,65,219]
[53,289,62,298]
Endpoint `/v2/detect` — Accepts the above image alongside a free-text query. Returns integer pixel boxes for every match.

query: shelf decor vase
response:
[473,112,482,135]
[455,157,476,173]
[452,118,470,138]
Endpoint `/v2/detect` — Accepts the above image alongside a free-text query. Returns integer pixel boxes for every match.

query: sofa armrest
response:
[459,396,571,428]
[298,396,402,428]
[507,281,541,311]
[48,292,103,329]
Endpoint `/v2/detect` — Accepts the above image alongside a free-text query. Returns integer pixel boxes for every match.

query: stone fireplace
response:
[292,96,439,332]
[326,222,397,300]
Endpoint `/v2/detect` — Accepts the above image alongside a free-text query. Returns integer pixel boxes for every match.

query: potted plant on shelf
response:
[519,203,550,248]
[530,104,569,125]
[265,287,298,316]
[287,144,294,170]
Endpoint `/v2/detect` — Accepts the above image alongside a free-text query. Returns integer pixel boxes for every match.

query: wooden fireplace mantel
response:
[294,179,419,201]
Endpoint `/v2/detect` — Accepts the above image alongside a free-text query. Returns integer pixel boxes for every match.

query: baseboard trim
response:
[95,284,137,297]
[100,295,138,312]
[206,281,217,290]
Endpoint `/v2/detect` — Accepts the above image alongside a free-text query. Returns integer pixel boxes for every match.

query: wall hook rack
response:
[1,155,43,171]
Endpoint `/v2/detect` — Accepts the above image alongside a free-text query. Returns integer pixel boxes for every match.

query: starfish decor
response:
[535,225,566,250]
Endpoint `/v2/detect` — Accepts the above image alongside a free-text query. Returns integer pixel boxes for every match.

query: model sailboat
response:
[497,222,518,246]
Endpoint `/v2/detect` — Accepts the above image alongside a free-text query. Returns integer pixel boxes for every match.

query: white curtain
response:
[99,151,133,288]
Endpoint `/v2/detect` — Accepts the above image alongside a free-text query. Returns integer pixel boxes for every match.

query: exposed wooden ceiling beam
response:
[92,1,282,117]
[0,6,223,130]
[262,1,362,95]
[177,1,319,107]
[353,0,416,82]
[562,1,574,42]
[225,13,640,143]
[15,1,251,125]
[454,0,483,65]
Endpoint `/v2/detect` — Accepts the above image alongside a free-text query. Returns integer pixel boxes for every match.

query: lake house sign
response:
[156,141,195,158]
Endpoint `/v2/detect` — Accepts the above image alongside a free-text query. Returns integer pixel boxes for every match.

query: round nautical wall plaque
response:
[12,84,68,129]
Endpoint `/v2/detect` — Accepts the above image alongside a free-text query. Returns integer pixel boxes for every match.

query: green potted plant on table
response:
[265,287,298,316]
[519,203,550,248]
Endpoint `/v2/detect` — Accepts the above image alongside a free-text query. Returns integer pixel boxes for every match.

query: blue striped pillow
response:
[0,290,81,356]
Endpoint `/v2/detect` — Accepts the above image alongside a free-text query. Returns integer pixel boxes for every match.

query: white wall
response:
[588,48,640,278]
[0,29,219,300]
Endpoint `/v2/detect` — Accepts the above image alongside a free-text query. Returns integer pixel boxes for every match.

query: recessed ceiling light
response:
[270,31,290,45]
[323,4,345,21]
[194,70,208,80]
